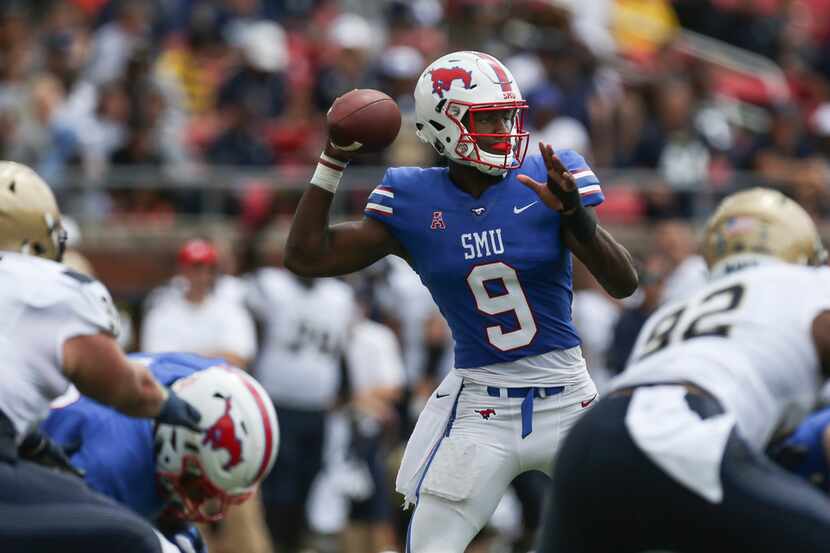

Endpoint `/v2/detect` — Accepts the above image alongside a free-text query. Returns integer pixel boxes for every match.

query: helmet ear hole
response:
[428,120,445,131]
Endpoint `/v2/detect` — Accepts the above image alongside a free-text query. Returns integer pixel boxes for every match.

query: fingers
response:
[538,141,552,168]
[516,174,545,192]
[538,141,570,178]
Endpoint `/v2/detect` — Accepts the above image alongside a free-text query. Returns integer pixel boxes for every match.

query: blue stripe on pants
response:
[405,382,464,553]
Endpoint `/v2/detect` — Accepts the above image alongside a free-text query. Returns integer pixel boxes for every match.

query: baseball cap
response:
[178,239,218,266]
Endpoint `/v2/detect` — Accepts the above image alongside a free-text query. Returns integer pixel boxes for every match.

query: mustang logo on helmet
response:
[430,66,473,98]
[202,396,243,470]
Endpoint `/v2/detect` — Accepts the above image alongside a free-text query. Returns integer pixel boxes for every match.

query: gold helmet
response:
[703,187,827,271]
[0,161,66,261]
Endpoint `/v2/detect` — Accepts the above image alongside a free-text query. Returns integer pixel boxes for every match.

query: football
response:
[327,89,402,153]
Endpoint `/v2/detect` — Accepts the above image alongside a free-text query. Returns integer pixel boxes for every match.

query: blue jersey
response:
[778,408,830,493]
[364,151,603,368]
[41,352,227,520]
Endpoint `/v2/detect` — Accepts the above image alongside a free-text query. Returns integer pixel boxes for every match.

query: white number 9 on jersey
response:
[467,262,537,351]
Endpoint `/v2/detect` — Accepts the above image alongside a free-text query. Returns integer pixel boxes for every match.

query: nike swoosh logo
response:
[513,201,538,214]
[436,393,449,399]
[581,394,598,408]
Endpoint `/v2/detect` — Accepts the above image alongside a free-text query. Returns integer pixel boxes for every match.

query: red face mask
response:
[157,455,252,523]
[446,100,530,172]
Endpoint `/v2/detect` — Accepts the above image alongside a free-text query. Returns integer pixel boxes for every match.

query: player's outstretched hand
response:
[517,142,582,214]
[157,389,202,432]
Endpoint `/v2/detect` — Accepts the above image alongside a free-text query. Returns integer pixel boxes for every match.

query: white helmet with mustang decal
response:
[414,51,530,176]
[155,366,279,522]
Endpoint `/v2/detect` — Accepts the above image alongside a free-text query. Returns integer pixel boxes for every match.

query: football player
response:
[42,352,279,553]
[285,51,638,552]
[538,188,830,553]
[245,266,356,551]
[0,161,203,553]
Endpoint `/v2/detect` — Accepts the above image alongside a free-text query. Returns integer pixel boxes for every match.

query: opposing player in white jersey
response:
[539,188,830,553]
[0,161,204,553]
[245,266,356,551]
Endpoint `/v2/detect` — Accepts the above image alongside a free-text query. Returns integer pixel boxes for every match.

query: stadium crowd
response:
[5,0,830,552]
[3,0,830,222]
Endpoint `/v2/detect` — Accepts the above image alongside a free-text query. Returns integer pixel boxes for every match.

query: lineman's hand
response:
[156,389,202,432]
[517,142,582,214]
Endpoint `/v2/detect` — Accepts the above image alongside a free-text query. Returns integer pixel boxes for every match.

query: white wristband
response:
[310,153,348,193]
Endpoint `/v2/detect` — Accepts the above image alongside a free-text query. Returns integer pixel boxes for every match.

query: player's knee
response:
[408,494,479,553]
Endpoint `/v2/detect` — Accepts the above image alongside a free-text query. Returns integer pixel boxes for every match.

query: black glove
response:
[157,389,202,432]
[18,431,85,478]
[542,148,597,242]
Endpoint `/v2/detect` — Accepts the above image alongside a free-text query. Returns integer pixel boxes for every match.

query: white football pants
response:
[406,377,598,553]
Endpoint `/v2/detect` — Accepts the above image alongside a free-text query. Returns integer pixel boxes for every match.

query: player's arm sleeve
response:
[557,149,604,207]
[50,274,122,352]
[363,169,404,235]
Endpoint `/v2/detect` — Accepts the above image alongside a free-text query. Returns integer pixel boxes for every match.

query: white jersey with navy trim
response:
[0,252,120,439]
[613,262,830,448]
[247,268,356,409]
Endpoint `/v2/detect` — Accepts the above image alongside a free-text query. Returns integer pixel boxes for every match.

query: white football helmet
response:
[414,51,529,176]
[155,366,279,522]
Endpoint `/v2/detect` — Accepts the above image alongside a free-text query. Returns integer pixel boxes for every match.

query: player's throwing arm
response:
[285,89,407,277]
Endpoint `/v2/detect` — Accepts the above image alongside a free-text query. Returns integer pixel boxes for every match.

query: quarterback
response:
[285,51,637,552]
[42,352,279,553]
[539,188,830,552]
[0,161,203,553]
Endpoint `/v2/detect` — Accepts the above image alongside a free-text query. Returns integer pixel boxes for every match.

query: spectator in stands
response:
[745,103,827,215]
[141,238,256,368]
[217,20,287,122]
[313,13,380,113]
[652,219,708,304]
[377,45,431,167]
[156,8,227,117]
[85,0,151,85]
[78,81,131,179]
[527,83,592,157]
[0,3,35,105]
[624,76,713,218]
